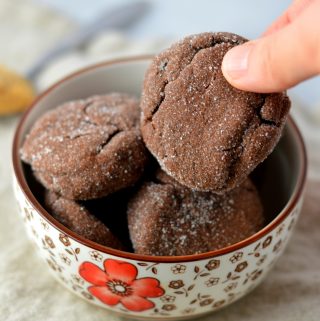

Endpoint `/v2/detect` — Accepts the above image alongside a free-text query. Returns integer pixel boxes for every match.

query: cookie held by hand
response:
[21,93,149,200]
[140,32,290,193]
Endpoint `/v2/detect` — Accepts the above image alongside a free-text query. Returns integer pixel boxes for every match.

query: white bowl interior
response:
[17,58,304,227]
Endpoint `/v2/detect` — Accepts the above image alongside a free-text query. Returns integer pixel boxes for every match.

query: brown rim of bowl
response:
[12,55,307,263]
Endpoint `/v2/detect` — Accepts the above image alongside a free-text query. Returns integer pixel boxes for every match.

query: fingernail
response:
[222,43,253,79]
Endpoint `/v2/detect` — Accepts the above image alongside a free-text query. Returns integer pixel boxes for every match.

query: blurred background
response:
[1,0,319,102]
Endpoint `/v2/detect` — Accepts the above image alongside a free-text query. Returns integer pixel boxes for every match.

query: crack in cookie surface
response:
[146,35,244,123]
[21,93,149,200]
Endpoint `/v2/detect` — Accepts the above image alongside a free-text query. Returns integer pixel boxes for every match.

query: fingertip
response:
[221,43,254,90]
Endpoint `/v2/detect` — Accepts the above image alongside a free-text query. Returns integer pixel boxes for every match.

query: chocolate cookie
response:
[21,93,149,200]
[141,32,290,193]
[44,190,124,249]
[127,170,264,256]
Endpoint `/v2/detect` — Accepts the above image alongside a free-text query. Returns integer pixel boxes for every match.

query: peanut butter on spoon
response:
[0,65,35,116]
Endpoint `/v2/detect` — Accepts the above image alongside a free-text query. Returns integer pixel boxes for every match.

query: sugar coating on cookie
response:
[21,93,149,200]
[141,32,290,193]
[44,190,124,249]
[127,170,264,256]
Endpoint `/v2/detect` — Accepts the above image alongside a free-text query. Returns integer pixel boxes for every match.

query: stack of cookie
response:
[21,32,290,256]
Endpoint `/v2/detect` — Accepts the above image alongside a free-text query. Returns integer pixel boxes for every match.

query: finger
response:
[264,0,314,36]
[221,0,320,93]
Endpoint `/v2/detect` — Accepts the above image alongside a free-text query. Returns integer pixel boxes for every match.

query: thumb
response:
[222,0,320,93]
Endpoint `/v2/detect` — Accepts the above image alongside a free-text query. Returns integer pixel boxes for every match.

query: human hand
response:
[222,0,320,93]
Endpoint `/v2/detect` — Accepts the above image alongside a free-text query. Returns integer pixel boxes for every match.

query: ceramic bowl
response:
[12,56,307,320]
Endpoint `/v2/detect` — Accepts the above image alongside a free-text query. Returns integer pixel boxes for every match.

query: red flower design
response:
[79,259,164,312]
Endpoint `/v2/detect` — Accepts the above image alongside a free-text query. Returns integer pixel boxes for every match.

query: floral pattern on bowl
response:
[14,177,303,319]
